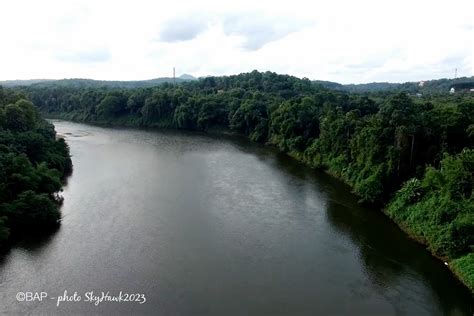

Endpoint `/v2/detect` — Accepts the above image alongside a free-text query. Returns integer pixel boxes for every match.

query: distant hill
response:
[313,76,474,94]
[312,80,343,90]
[0,79,55,87]
[178,74,197,80]
[2,73,472,94]
[343,82,402,93]
[0,76,197,89]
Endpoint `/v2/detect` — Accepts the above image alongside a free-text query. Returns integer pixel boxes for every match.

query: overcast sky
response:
[0,0,472,83]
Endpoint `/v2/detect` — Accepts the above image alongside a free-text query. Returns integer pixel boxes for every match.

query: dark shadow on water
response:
[0,224,61,266]
[13,225,61,252]
[260,149,473,314]
[325,200,473,314]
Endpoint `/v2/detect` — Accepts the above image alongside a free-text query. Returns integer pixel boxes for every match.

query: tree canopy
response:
[0,89,71,246]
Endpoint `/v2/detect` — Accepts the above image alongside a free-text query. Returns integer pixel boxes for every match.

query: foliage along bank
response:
[0,87,72,246]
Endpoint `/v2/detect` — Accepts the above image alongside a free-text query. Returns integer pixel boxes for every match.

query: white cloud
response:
[221,12,313,50]
[158,16,210,42]
[0,0,472,83]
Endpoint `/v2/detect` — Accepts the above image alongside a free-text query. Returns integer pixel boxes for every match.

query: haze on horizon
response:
[0,0,472,84]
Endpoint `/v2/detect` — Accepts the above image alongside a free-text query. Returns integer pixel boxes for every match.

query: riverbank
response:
[384,213,474,293]
[286,149,473,295]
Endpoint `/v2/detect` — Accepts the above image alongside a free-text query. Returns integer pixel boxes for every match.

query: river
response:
[0,120,472,314]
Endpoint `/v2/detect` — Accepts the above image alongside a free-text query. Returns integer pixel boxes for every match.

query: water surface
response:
[0,121,472,314]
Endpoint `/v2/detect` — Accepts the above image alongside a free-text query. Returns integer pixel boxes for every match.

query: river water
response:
[0,120,472,314]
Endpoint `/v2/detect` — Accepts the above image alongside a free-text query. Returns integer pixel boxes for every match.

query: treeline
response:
[0,86,72,245]
[12,70,474,290]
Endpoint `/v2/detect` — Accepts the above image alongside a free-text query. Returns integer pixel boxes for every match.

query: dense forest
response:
[0,87,72,246]
[5,70,474,291]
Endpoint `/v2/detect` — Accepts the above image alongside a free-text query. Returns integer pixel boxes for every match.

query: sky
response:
[0,0,472,84]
